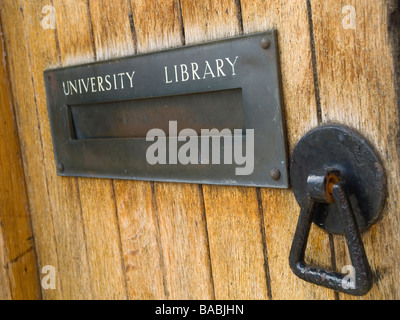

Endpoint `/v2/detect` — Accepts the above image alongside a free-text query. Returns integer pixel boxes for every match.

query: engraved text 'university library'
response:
[61,56,240,96]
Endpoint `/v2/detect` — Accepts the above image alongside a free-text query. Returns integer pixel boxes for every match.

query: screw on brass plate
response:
[57,163,64,172]
[270,168,281,180]
[260,37,271,49]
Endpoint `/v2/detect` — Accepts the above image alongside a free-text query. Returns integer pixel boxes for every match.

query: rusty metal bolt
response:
[270,168,281,180]
[57,163,64,172]
[260,37,271,49]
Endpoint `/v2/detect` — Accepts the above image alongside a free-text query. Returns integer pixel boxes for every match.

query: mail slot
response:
[44,32,288,188]
[68,89,245,140]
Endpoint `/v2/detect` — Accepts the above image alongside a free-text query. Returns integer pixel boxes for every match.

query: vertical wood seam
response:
[197,185,216,300]
[126,0,138,54]
[0,18,42,299]
[150,182,168,299]
[178,0,186,45]
[306,0,323,124]
[85,0,97,61]
[110,181,130,300]
[0,222,12,298]
[235,0,244,34]
[74,180,95,296]
[256,189,273,300]
[49,0,62,65]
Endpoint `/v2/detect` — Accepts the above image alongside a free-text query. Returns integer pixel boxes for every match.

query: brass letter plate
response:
[44,31,288,188]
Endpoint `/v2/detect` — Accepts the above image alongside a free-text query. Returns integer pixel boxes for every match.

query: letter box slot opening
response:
[68,88,245,140]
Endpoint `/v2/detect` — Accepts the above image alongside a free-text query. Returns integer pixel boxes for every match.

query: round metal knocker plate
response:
[290,124,387,235]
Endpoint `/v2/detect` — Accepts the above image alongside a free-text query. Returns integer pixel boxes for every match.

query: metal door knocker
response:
[289,124,387,296]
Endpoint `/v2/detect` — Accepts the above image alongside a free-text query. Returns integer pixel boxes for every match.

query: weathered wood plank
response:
[0,17,40,300]
[0,26,15,299]
[310,0,400,299]
[114,180,166,299]
[152,183,214,299]
[202,186,270,299]
[0,0,63,300]
[74,178,128,300]
[240,0,335,299]
[19,0,92,299]
[131,0,215,299]
[180,0,270,300]
[0,226,11,300]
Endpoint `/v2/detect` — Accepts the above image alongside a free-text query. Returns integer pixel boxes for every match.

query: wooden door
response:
[0,0,398,300]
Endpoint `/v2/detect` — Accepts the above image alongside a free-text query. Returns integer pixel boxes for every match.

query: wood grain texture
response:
[0,43,11,295]
[153,183,214,299]
[202,186,269,299]
[114,180,165,300]
[0,0,62,300]
[0,226,11,299]
[131,0,184,52]
[0,17,40,300]
[310,0,400,299]
[89,0,134,60]
[240,0,335,300]
[53,0,95,66]
[20,0,92,299]
[181,0,241,44]
[0,33,13,300]
[73,178,127,299]
[180,0,270,300]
